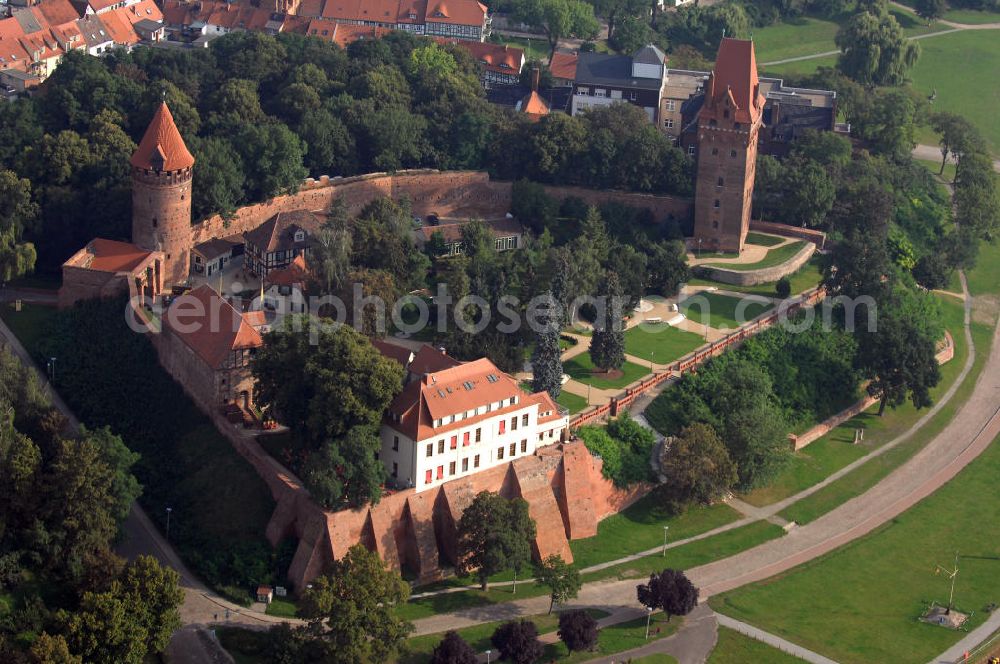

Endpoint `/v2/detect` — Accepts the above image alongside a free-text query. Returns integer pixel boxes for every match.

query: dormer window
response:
[294,230,305,242]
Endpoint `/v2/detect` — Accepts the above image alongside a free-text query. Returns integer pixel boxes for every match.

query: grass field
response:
[742,293,967,509]
[745,232,785,247]
[707,627,807,663]
[917,157,958,185]
[489,35,550,62]
[711,428,1000,664]
[563,353,650,389]
[679,292,774,329]
[556,389,588,414]
[687,256,824,298]
[704,241,808,272]
[623,324,705,364]
[942,7,1000,23]
[568,494,741,569]
[911,30,1000,155]
[761,54,836,78]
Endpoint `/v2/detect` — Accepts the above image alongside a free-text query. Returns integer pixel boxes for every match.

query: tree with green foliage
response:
[611,15,655,52]
[647,240,690,298]
[301,425,388,509]
[589,271,626,372]
[189,137,245,221]
[914,0,948,22]
[235,123,307,200]
[955,150,1000,238]
[430,631,478,664]
[0,169,38,282]
[531,292,564,398]
[512,0,600,63]
[299,544,412,663]
[657,423,737,512]
[930,111,979,177]
[558,609,598,652]
[310,224,353,295]
[534,554,581,613]
[637,569,699,622]
[491,620,544,664]
[456,492,537,591]
[835,8,919,86]
[590,0,649,40]
[778,156,835,228]
[789,128,852,177]
[858,287,942,416]
[775,277,792,299]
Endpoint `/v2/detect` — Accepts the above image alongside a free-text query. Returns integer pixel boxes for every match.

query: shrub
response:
[578,412,655,487]
[490,620,543,664]
[558,610,598,652]
[775,276,791,298]
[430,631,478,664]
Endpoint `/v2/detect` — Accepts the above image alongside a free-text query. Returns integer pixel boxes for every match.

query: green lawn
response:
[563,353,650,389]
[539,612,681,663]
[761,54,836,78]
[687,256,824,298]
[711,429,1000,664]
[917,157,957,184]
[707,627,808,664]
[632,655,679,664]
[582,520,786,583]
[489,35,550,62]
[556,389,588,414]
[911,30,1000,155]
[568,494,741,569]
[679,292,774,330]
[745,232,785,247]
[780,293,987,525]
[623,324,705,364]
[942,7,1000,23]
[264,597,299,618]
[703,241,809,272]
[0,302,56,350]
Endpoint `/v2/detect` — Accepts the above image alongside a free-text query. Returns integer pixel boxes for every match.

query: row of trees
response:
[0,346,182,663]
[0,29,696,276]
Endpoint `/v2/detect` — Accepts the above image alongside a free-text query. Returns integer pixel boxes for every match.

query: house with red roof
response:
[243,209,323,278]
[376,349,568,490]
[263,253,311,313]
[158,284,264,412]
[58,238,165,308]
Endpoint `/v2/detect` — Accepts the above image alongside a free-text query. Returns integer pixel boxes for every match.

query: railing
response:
[569,286,826,429]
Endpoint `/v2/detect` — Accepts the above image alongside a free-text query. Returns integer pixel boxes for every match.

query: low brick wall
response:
[692,241,816,286]
[750,220,827,248]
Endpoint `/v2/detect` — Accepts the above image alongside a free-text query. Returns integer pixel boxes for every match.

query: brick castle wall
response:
[693,241,816,286]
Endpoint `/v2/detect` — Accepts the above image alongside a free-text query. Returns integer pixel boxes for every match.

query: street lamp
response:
[486,649,492,664]
[662,526,669,557]
[644,606,653,639]
[49,357,57,381]
[165,507,173,540]
[650,350,655,372]
[697,237,702,258]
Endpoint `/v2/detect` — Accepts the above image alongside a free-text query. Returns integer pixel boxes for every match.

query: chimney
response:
[530,65,540,92]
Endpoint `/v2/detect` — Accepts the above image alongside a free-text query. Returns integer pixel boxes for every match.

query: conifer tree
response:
[590,271,625,371]
[531,291,564,398]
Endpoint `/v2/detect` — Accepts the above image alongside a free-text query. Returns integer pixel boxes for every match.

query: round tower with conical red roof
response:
[130,102,195,286]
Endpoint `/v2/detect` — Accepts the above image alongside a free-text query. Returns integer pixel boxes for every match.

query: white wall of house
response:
[380,397,567,491]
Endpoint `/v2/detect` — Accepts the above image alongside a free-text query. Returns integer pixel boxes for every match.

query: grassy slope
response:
[704,241,807,271]
[678,292,774,329]
[687,256,824,297]
[746,232,785,247]
[707,627,808,664]
[910,30,1000,154]
[711,430,1000,664]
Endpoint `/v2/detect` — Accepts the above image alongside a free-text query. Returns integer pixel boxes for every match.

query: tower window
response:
[714,199,720,208]
[152,217,158,227]
[712,148,718,156]
[717,177,724,187]
[731,149,738,158]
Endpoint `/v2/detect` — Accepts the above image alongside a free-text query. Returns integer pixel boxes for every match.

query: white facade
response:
[380,392,567,491]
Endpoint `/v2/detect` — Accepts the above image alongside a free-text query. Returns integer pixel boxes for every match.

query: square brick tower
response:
[692,38,766,254]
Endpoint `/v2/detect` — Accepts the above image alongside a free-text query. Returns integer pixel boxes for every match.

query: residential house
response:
[571,44,666,122]
[191,235,244,277]
[158,284,263,411]
[434,38,523,86]
[299,0,490,41]
[75,14,113,54]
[548,51,577,86]
[243,209,322,278]
[263,253,310,314]
[378,349,568,490]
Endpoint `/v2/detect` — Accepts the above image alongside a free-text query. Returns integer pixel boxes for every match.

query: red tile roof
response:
[130,102,195,172]
[703,38,763,124]
[407,344,460,377]
[244,210,322,254]
[519,90,550,119]
[330,22,391,47]
[434,38,523,76]
[549,52,577,80]
[425,0,486,25]
[71,238,155,273]
[164,284,263,368]
[37,0,82,28]
[266,253,310,288]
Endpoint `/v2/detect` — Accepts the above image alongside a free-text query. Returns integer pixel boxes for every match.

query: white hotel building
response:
[376,344,570,491]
